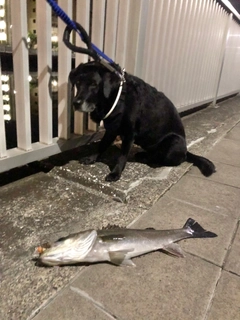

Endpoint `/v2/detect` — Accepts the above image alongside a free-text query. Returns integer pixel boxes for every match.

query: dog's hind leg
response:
[148,134,187,167]
[148,134,216,176]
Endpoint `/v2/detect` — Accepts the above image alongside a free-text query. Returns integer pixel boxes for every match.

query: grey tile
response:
[167,175,240,218]
[72,253,220,320]
[206,271,240,320]
[32,287,111,320]
[0,264,81,320]
[225,123,240,141]
[224,224,240,276]
[206,139,240,167]
[189,161,240,189]
[132,196,237,266]
[50,147,152,202]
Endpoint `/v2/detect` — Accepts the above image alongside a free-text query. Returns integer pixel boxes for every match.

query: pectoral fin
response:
[109,249,134,266]
[162,243,185,258]
[120,259,136,267]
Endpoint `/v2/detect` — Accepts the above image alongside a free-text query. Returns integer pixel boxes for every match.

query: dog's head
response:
[69,62,117,115]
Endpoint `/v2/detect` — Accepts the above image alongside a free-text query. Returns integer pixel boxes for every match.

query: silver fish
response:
[37,218,217,267]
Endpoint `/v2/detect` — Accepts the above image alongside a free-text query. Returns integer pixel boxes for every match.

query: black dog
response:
[69,61,216,182]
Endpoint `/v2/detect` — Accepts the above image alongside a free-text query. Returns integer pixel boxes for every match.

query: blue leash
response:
[46,0,124,78]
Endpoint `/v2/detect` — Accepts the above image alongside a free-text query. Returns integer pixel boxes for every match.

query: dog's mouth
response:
[73,100,96,113]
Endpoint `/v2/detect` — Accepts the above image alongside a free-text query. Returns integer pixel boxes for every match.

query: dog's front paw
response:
[105,172,121,182]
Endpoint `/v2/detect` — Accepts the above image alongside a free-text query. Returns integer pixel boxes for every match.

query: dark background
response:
[219,0,240,18]
[230,0,240,14]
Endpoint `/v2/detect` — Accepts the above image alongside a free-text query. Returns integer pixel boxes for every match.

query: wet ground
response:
[0,95,240,320]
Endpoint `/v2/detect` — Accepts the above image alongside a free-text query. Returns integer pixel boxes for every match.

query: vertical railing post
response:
[88,0,106,132]
[0,58,7,158]
[213,13,232,106]
[11,0,32,150]
[74,0,90,135]
[58,0,72,139]
[36,0,53,144]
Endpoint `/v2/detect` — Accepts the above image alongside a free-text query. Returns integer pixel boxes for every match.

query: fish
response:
[36,218,217,267]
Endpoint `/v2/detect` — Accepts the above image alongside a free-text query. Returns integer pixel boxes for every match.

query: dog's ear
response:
[69,63,84,84]
[69,68,79,84]
[103,73,112,98]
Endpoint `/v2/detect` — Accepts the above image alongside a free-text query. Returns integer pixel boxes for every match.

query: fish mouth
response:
[36,230,98,266]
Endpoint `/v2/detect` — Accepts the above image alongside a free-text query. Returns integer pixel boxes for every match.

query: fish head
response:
[38,230,97,266]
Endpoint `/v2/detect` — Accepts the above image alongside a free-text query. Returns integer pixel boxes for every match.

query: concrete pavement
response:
[0,95,240,320]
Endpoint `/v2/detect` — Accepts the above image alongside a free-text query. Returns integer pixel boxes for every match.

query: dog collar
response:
[103,78,125,120]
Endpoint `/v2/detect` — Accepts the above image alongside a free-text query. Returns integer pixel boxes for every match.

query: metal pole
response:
[213,13,232,106]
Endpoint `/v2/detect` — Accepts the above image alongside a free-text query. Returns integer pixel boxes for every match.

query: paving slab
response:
[224,223,240,276]
[126,165,188,209]
[206,138,240,167]
[48,143,152,203]
[131,196,237,266]
[225,122,240,141]
[31,286,112,320]
[182,101,240,155]
[48,146,189,205]
[70,253,220,320]
[189,161,240,189]
[206,271,240,320]
[167,175,240,218]
[0,262,81,320]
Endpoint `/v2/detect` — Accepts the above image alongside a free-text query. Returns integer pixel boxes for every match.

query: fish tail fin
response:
[183,218,217,238]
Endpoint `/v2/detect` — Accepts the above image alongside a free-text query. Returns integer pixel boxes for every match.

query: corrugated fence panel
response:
[164,0,184,104]
[141,0,156,82]
[218,19,240,97]
[115,0,130,67]
[11,0,32,150]
[172,0,194,107]
[104,0,119,60]
[141,0,234,112]
[133,0,149,77]
[124,0,144,74]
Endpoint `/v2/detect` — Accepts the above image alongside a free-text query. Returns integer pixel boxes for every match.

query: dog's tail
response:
[186,151,216,177]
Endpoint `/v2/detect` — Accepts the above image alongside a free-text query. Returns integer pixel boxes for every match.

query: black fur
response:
[69,62,216,182]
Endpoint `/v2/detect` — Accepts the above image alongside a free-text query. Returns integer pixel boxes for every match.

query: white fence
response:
[0,0,240,173]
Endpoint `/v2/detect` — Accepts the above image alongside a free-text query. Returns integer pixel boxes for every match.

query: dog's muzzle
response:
[73,99,96,113]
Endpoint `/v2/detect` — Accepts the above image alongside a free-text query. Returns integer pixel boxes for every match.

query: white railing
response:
[0,0,240,173]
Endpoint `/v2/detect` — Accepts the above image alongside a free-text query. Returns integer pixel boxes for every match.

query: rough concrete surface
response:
[0,95,240,320]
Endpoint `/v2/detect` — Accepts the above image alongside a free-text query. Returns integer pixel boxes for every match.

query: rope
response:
[46,0,114,64]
